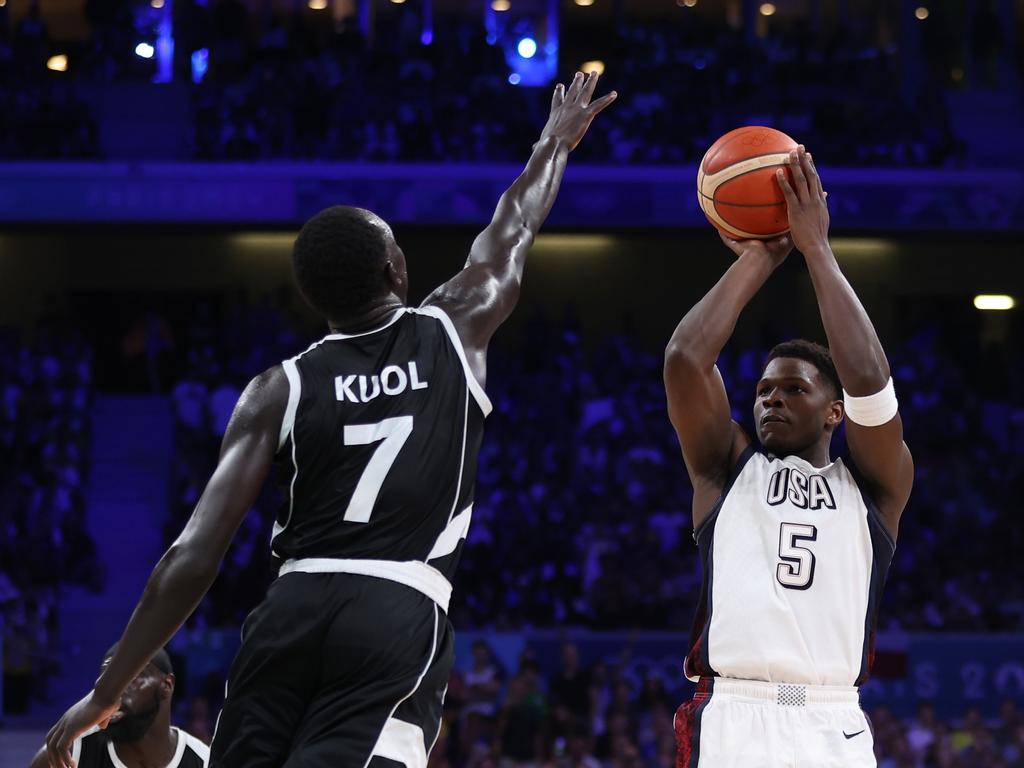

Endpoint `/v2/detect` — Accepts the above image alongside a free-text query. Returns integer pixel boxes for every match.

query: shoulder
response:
[233,365,289,422]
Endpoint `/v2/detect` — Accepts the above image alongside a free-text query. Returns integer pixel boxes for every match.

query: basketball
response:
[697,126,799,240]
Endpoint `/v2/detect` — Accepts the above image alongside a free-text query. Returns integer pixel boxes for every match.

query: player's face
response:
[100,660,171,743]
[753,357,839,455]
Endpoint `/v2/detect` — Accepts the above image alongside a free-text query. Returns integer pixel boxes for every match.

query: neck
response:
[791,440,832,468]
[327,295,404,335]
[110,715,176,768]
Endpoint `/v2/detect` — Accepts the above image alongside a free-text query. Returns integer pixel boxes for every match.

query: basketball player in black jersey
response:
[44,71,615,768]
[32,647,208,768]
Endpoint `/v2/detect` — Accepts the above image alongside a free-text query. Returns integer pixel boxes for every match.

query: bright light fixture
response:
[308,0,328,9]
[491,0,510,10]
[759,3,776,16]
[973,295,1016,311]
[574,0,595,6]
[915,7,929,19]
[46,54,68,72]
[580,60,605,76]
[517,37,537,59]
[135,42,155,59]
[151,0,165,8]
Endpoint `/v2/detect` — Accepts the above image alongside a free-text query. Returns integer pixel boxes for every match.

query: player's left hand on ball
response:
[776,145,830,255]
[45,689,120,767]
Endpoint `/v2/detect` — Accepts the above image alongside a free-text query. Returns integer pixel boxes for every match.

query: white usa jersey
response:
[685,446,895,687]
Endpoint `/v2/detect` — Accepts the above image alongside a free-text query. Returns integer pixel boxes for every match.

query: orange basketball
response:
[697,126,799,240]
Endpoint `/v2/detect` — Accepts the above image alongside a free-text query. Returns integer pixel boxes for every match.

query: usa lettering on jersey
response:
[766,466,837,510]
[335,361,429,404]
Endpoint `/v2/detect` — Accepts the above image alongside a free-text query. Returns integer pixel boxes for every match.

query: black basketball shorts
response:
[208,571,453,768]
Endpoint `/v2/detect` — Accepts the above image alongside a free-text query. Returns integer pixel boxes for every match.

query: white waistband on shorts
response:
[707,678,860,707]
[278,558,453,614]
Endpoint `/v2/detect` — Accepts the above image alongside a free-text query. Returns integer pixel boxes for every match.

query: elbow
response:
[664,339,704,373]
[155,541,221,590]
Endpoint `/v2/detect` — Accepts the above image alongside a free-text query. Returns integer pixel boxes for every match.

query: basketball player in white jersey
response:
[664,146,913,768]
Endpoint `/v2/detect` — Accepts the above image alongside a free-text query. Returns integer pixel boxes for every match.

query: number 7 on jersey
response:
[342,416,413,523]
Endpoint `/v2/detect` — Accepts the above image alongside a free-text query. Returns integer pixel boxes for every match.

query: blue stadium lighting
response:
[135,42,155,59]
[421,30,433,45]
[508,73,521,85]
[516,37,537,59]
[191,48,209,84]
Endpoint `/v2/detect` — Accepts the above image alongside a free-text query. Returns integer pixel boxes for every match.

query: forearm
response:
[467,135,570,269]
[667,253,777,367]
[92,544,219,704]
[803,245,890,394]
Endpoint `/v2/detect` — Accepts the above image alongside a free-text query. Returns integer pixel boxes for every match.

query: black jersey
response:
[271,307,490,587]
[72,727,209,768]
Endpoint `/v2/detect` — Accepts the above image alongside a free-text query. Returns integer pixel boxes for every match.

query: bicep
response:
[845,414,914,527]
[422,223,532,346]
[174,369,286,559]
[664,355,746,488]
[421,262,515,368]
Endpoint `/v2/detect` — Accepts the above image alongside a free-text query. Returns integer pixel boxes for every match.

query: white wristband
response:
[843,377,898,427]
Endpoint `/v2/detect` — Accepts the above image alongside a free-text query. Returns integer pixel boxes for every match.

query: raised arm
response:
[777,146,913,535]
[43,367,287,768]
[664,234,792,527]
[422,71,616,385]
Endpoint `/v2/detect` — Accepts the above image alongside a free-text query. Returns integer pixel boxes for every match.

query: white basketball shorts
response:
[674,678,876,768]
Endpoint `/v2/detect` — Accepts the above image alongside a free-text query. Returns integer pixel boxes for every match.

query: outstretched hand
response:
[538,71,617,152]
[718,230,793,270]
[776,145,830,256]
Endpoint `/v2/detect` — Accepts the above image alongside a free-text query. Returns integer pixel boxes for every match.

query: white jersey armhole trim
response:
[410,305,493,416]
[278,358,302,451]
[71,727,99,765]
[180,728,211,765]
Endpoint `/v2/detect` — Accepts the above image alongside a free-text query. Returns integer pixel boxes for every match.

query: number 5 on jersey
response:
[777,522,818,590]
[342,416,413,523]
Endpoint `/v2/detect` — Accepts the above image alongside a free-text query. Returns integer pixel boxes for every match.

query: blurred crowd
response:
[0,0,989,165]
[1,291,1021,756]
[169,639,1024,768]
[150,296,1024,635]
[0,329,100,713]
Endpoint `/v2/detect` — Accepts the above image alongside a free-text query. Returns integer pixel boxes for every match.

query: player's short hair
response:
[764,339,842,401]
[292,205,391,319]
[104,643,174,676]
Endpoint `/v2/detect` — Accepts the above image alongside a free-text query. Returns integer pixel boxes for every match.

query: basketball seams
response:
[696,126,797,239]
[701,126,796,174]
[702,152,793,188]
[702,129,753,174]
[701,201,785,240]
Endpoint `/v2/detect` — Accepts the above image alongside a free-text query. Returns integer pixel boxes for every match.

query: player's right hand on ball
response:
[538,71,617,151]
[718,231,793,270]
